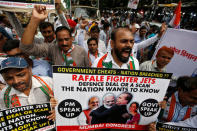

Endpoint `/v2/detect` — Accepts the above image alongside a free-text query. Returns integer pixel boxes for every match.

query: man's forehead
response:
[140,28,147,31]
[89,40,97,44]
[105,95,114,99]
[116,29,133,38]
[3,68,27,75]
[131,103,136,106]
[8,48,21,53]
[90,97,98,102]
[57,30,70,36]
[119,93,127,97]
[41,26,53,31]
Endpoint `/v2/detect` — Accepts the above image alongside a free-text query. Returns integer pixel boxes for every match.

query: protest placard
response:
[0,0,54,12]
[0,103,54,131]
[0,57,6,85]
[53,66,172,130]
[152,28,197,78]
[156,122,197,131]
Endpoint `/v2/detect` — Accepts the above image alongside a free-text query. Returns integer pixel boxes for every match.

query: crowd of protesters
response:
[0,0,196,130]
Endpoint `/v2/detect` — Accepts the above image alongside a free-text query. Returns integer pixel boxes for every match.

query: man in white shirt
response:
[87,37,104,66]
[83,25,107,54]
[92,27,139,69]
[106,23,166,59]
[0,57,55,120]
[99,22,111,47]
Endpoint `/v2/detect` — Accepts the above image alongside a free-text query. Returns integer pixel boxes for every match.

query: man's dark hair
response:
[101,20,105,25]
[122,92,133,104]
[3,39,20,53]
[111,27,132,41]
[176,76,190,88]
[181,77,197,92]
[55,26,72,37]
[130,102,139,109]
[90,25,100,33]
[87,37,98,45]
[150,25,159,33]
[0,15,6,22]
[139,26,147,31]
[39,22,54,32]
[103,22,110,30]
[2,40,33,67]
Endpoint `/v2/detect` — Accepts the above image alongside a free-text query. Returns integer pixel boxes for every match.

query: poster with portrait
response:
[156,122,197,131]
[152,28,197,78]
[53,66,172,130]
[0,0,54,12]
[53,66,172,131]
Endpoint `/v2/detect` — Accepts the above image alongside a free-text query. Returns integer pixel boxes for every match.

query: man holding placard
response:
[0,57,56,121]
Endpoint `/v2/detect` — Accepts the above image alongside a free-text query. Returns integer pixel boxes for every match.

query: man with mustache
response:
[92,23,166,69]
[0,57,56,121]
[92,27,139,69]
[20,5,89,66]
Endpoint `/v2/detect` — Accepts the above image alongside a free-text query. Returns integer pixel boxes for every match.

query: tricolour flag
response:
[169,1,181,28]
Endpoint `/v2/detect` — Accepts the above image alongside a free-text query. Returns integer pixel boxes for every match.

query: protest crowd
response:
[0,0,197,130]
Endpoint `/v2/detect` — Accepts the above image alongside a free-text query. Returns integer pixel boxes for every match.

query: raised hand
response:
[32,5,48,22]
[158,22,167,38]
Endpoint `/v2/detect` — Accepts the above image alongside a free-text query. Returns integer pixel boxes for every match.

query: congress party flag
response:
[169,1,181,28]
